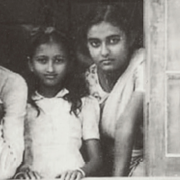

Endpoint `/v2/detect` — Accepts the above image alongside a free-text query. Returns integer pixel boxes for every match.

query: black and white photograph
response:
[0,0,179,179]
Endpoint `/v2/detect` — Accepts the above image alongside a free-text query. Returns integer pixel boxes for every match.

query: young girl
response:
[77,3,145,177]
[15,28,102,179]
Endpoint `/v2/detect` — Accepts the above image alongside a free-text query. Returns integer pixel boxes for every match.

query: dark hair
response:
[76,2,143,57]
[25,27,89,116]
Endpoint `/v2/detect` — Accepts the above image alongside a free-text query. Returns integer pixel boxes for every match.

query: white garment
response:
[85,48,145,176]
[85,48,145,138]
[23,89,100,178]
[0,66,27,179]
[102,48,145,138]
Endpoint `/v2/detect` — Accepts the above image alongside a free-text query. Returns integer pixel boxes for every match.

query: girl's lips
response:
[44,74,57,79]
[100,59,114,64]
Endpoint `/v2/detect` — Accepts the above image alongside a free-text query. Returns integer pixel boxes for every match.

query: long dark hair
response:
[25,27,89,116]
[76,2,143,58]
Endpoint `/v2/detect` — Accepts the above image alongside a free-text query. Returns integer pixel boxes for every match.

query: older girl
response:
[77,3,145,176]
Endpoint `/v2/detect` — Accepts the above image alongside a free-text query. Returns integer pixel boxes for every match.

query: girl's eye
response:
[35,57,48,64]
[89,40,101,48]
[54,57,66,64]
[108,37,121,45]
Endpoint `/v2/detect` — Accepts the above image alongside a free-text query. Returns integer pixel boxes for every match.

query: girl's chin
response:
[42,81,59,87]
[100,65,117,73]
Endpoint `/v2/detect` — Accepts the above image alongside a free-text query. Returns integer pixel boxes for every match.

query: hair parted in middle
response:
[75,2,143,59]
[24,27,89,116]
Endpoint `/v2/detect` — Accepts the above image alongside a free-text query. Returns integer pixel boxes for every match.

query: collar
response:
[32,88,69,101]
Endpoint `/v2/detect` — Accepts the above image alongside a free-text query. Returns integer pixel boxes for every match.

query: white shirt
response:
[23,89,100,178]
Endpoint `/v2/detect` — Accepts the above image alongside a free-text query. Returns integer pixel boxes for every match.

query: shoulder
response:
[133,48,145,92]
[0,66,27,88]
[133,48,145,62]
[81,96,99,108]
[80,96,100,117]
[80,96,100,140]
[130,48,145,73]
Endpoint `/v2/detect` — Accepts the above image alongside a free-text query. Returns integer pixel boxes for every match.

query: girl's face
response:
[29,42,69,88]
[87,21,129,72]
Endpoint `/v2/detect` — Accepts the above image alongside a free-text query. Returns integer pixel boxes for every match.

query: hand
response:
[57,170,84,180]
[14,170,42,179]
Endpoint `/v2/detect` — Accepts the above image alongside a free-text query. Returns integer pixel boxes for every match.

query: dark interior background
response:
[0,0,143,76]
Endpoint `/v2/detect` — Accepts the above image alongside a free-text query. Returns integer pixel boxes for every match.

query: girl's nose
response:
[47,61,54,72]
[100,43,109,57]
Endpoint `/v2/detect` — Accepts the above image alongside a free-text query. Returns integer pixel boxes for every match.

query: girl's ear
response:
[28,58,34,72]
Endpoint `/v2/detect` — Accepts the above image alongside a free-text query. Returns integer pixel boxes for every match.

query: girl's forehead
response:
[39,41,64,48]
[34,42,67,55]
[87,21,124,39]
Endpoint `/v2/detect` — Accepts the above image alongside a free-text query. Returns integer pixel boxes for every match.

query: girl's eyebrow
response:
[55,55,67,58]
[107,34,122,39]
[87,34,122,41]
[87,37,100,41]
[34,54,67,58]
[34,55,47,58]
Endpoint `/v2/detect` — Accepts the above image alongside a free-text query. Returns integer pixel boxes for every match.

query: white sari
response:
[86,48,145,176]
[101,48,145,139]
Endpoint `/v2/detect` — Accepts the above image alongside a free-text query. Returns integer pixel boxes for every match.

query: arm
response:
[17,108,33,172]
[60,139,102,180]
[113,91,143,176]
[60,97,102,180]
[81,139,102,177]
[80,97,102,176]
[14,105,43,180]
[0,73,27,179]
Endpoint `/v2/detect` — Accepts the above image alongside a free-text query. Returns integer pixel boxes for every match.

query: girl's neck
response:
[97,62,129,93]
[37,84,63,98]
